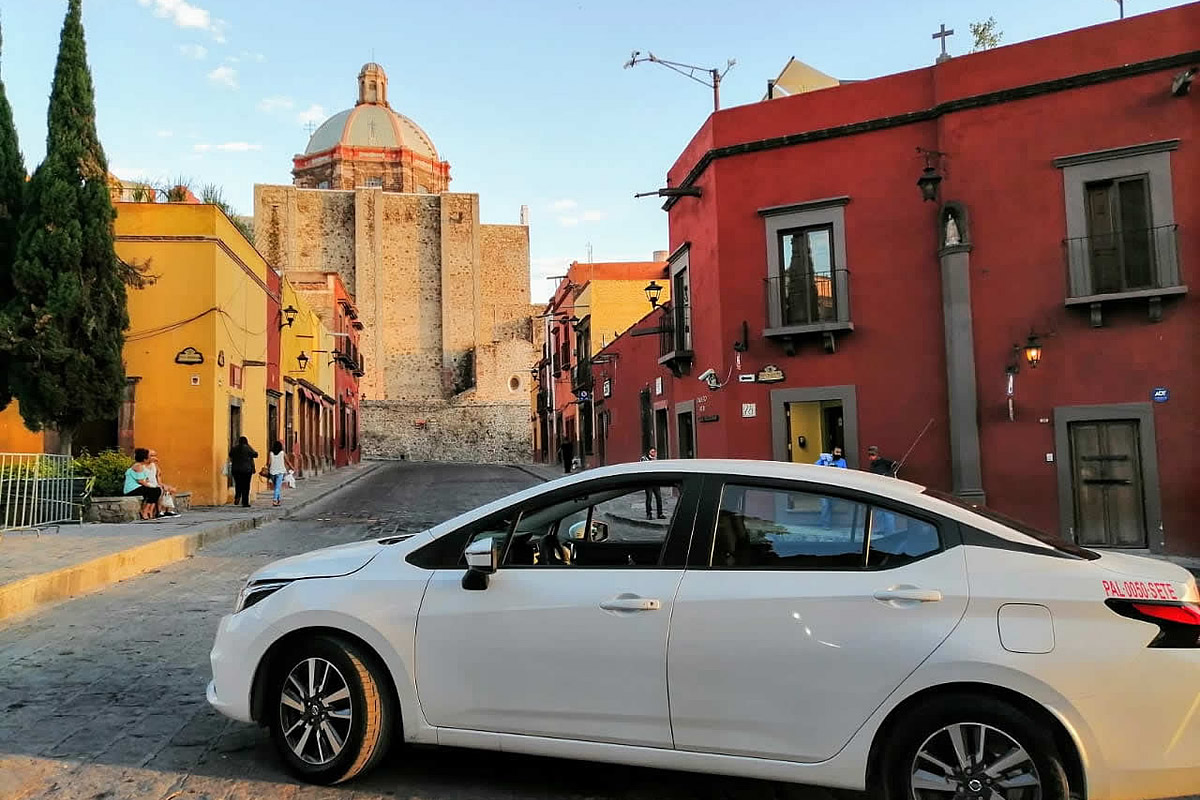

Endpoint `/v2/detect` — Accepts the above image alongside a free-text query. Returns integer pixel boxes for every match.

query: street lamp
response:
[280,305,298,329]
[297,351,310,371]
[916,147,945,202]
[1023,334,1043,368]
[644,280,663,308]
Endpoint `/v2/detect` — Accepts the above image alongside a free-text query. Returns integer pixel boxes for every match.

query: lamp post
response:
[296,351,310,371]
[1023,333,1043,368]
[280,305,298,329]
[916,147,946,202]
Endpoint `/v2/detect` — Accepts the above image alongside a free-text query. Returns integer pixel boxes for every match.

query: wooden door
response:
[1069,420,1147,547]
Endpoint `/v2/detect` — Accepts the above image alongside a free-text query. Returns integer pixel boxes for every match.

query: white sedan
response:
[207,460,1200,800]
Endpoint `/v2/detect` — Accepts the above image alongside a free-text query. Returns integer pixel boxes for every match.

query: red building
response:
[287,271,364,468]
[596,7,1199,555]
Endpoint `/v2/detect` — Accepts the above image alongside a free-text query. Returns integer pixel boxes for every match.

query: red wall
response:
[603,4,1199,553]
[332,277,362,467]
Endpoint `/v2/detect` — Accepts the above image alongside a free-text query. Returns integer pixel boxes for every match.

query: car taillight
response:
[1106,599,1200,648]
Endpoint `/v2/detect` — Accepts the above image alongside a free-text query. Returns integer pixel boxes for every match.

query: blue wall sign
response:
[1151,387,1169,403]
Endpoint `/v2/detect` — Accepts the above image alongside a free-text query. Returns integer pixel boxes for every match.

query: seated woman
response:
[124,448,162,521]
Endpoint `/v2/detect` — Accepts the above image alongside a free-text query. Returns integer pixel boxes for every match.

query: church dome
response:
[303,63,439,162]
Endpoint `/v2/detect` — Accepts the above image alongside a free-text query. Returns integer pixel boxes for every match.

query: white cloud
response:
[207,65,237,89]
[155,129,174,138]
[193,142,262,153]
[138,0,227,41]
[556,208,607,227]
[258,95,294,113]
[177,43,207,60]
[297,104,327,126]
[550,199,577,211]
[242,50,267,63]
[581,210,608,222]
[558,216,580,227]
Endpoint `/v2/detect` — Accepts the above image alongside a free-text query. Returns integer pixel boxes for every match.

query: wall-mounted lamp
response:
[1023,333,1043,368]
[645,280,663,309]
[280,305,298,329]
[296,351,310,371]
[916,147,946,202]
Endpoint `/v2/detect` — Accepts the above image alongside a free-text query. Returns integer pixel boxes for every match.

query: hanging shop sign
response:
[175,347,204,365]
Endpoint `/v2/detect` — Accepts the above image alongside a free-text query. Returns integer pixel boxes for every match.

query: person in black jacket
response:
[228,436,258,507]
[867,445,898,477]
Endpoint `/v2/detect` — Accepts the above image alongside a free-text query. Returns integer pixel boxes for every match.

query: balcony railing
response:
[764,268,852,333]
[572,357,593,392]
[1063,224,1182,300]
[656,301,694,376]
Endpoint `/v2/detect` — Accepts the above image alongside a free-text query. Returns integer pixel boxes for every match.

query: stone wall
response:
[361,400,530,462]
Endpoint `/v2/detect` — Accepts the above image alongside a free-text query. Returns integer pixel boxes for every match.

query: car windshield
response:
[923,489,1100,561]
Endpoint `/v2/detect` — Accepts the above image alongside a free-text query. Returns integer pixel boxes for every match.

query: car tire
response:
[268,634,395,785]
[881,693,1070,800]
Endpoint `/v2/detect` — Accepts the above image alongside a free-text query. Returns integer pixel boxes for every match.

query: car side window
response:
[713,484,868,569]
[505,481,683,568]
[406,512,517,570]
[867,508,940,568]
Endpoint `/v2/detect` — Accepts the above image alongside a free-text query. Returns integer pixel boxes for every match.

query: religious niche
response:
[939,201,970,250]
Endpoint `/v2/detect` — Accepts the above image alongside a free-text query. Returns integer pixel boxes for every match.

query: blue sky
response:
[1,0,1185,301]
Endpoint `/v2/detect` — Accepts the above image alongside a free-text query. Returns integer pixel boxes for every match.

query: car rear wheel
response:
[882,693,1070,800]
[268,635,394,785]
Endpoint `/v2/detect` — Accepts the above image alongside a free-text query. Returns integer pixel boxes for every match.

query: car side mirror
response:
[589,521,609,543]
[462,536,501,590]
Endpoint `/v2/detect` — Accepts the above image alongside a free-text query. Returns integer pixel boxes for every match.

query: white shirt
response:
[145,463,160,488]
[269,451,287,476]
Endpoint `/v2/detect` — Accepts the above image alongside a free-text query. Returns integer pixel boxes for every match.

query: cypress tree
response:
[6,0,127,452]
[0,20,26,410]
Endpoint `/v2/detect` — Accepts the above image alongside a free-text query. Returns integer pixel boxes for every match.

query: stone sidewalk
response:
[0,461,381,622]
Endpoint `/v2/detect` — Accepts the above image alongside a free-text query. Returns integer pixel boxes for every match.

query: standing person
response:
[640,447,664,520]
[228,436,258,507]
[866,445,898,477]
[560,438,575,475]
[815,445,847,527]
[146,449,179,518]
[267,440,293,507]
[123,448,162,521]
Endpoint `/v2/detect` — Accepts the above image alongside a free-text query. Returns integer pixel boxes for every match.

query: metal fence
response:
[0,453,81,533]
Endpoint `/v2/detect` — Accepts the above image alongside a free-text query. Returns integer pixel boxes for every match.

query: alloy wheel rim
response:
[279,657,353,765]
[910,722,1042,800]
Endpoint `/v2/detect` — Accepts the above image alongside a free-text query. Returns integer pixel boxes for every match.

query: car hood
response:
[251,539,386,581]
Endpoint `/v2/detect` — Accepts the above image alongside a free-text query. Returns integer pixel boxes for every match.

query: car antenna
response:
[894,418,935,478]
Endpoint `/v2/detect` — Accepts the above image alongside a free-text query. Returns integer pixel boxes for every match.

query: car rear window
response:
[923,489,1100,561]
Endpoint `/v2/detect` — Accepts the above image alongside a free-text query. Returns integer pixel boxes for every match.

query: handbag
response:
[221,460,231,477]
[258,465,271,479]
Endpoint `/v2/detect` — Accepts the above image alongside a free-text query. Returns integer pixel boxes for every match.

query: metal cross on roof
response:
[932,23,954,63]
[304,121,318,136]
[367,119,377,145]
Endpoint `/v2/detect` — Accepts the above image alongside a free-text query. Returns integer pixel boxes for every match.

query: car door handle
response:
[873,588,943,603]
[599,596,662,612]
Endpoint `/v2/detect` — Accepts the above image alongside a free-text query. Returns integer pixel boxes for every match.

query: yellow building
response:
[279,279,338,474]
[537,257,670,466]
[114,202,272,505]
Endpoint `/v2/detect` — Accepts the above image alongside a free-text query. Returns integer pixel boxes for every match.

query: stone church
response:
[255,63,536,462]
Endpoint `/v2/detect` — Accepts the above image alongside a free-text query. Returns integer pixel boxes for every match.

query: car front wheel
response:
[268,634,394,784]
[882,693,1070,800]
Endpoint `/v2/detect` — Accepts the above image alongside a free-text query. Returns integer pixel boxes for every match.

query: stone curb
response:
[0,462,383,624]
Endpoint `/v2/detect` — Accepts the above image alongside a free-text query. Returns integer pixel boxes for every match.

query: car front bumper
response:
[207,612,258,724]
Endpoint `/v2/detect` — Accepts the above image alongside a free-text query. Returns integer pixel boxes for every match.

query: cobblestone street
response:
[0,463,848,800]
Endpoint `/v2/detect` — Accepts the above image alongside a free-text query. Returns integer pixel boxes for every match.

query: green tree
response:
[970,17,1003,52]
[0,20,26,411]
[3,0,127,453]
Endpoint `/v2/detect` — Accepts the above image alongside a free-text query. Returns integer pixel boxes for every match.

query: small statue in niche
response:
[944,211,961,246]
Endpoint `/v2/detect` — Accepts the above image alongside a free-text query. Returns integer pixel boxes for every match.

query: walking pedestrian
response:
[640,447,664,519]
[560,438,575,475]
[866,445,899,477]
[228,436,258,507]
[267,440,293,507]
[123,448,162,521]
[815,445,847,527]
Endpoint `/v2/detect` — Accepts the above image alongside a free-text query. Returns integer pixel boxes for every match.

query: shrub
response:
[73,449,132,497]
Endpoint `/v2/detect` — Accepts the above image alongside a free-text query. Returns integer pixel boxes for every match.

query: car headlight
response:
[234,580,292,613]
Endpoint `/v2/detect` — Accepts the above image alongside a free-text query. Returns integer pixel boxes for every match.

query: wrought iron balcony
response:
[1063,224,1185,324]
[657,301,694,376]
[572,357,594,392]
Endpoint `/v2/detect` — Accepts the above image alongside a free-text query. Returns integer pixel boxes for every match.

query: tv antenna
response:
[624,51,736,111]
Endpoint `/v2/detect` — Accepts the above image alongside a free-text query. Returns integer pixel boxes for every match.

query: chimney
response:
[520,205,529,225]
[652,250,669,261]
